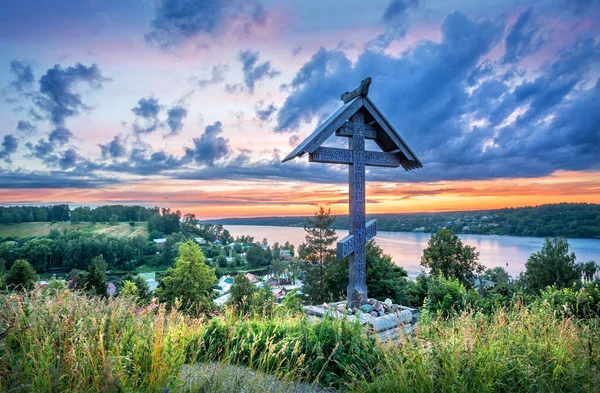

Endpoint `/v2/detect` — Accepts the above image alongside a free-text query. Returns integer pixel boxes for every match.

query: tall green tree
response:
[156,240,216,313]
[523,237,581,292]
[86,255,108,297]
[5,259,38,291]
[301,207,337,304]
[228,272,256,314]
[421,229,483,286]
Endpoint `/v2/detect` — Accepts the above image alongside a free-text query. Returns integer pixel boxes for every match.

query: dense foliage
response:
[522,237,581,292]
[1,288,598,392]
[155,240,216,314]
[209,202,600,238]
[0,204,157,224]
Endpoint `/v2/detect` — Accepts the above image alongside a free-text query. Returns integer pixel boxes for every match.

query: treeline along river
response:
[224,225,600,278]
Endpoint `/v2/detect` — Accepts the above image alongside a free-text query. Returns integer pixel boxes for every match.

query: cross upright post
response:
[282,77,423,309]
[347,110,368,308]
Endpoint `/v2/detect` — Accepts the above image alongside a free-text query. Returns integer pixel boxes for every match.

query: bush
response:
[537,283,600,318]
[424,276,480,317]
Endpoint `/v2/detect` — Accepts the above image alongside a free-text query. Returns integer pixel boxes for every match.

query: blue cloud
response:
[186,121,231,165]
[0,135,18,161]
[502,8,544,63]
[255,101,276,121]
[131,96,162,134]
[16,120,36,133]
[145,0,267,48]
[48,127,73,145]
[99,135,126,159]
[166,105,188,135]
[58,148,79,169]
[9,60,34,91]
[36,63,108,126]
[239,50,280,93]
[274,11,600,182]
[195,64,229,89]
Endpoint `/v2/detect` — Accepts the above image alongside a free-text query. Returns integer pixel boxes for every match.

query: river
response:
[224,225,600,278]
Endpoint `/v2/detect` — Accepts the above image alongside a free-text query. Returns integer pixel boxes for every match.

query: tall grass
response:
[351,304,600,392]
[1,289,598,392]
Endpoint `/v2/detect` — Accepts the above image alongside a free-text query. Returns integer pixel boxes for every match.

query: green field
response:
[0,221,149,239]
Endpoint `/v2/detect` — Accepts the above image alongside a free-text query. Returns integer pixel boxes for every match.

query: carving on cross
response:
[283,77,423,308]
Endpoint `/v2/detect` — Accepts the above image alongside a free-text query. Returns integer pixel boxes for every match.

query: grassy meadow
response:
[0,222,149,239]
[1,288,599,393]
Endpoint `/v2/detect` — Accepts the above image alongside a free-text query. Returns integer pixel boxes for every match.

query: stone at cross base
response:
[283,77,423,308]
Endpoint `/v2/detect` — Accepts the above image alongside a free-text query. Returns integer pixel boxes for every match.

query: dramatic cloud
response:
[239,50,280,93]
[26,139,55,160]
[131,96,162,134]
[8,60,34,91]
[502,8,544,63]
[58,148,79,169]
[0,135,18,161]
[16,120,36,133]
[145,0,268,48]
[166,105,188,135]
[368,0,419,50]
[48,127,72,145]
[35,63,108,126]
[195,64,229,88]
[255,101,276,121]
[99,135,126,159]
[186,121,231,165]
[273,11,597,182]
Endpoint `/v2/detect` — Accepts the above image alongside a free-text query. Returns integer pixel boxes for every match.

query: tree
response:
[20,238,53,272]
[252,284,276,317]
[228,272,256,314]
[421,229,483,286]
[482,267,511,285]
[156,240,216,313]
[120,273,151,304]
[217,255,228,268]
[120,280,140,302]
[301,207,338,304]
[86,255,108,296]
[5,259,38,291]
[581,261,598,282]
[523,237,581,292]
[271,258,289,286]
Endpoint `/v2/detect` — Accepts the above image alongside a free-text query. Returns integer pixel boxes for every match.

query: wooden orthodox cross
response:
[283,78,423,308]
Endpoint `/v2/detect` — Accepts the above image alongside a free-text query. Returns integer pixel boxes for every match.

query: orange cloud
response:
[1,170,598,219]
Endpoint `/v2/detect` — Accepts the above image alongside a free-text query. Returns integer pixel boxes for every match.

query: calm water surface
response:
[225,225,600,278]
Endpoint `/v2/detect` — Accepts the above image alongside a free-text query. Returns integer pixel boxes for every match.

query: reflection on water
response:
[225,225,600,278]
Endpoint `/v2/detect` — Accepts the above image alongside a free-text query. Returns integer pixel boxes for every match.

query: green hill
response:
[0,221,148,239]
[205,203,600,239]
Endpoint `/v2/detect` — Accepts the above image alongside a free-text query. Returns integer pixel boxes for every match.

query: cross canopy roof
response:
[282,95,423,171]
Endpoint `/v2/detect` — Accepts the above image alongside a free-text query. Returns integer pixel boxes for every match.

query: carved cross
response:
[283,77,423,308]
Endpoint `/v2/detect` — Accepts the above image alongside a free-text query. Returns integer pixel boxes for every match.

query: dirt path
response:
[179,363,336,393]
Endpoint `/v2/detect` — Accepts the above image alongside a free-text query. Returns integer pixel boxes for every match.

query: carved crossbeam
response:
[309,147,400,167]
[337,219,377,259]
[309,147,352,164]
[364,151,400,167]
[336,122,377,139]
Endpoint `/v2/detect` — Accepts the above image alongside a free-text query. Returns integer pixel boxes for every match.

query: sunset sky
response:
[1,0,599,219]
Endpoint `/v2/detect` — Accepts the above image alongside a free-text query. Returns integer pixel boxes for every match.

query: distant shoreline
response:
[220,223,600,241]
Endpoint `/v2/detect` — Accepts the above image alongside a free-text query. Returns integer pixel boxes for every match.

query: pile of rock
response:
[336,298,405,318]
[304,298,418,342]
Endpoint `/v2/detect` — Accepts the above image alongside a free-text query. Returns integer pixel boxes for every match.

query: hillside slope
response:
[0,222,148,239]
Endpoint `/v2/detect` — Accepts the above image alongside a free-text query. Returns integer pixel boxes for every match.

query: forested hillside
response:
[208,203,600,238]
[0,205,157,224]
